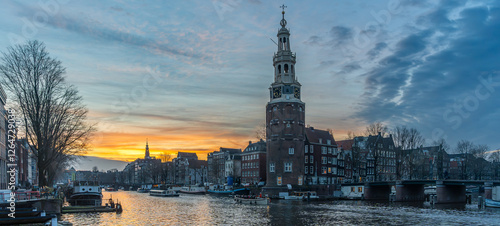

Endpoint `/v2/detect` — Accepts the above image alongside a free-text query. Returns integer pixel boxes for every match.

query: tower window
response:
[270,163,275,173]
[284,64,289,73]
[291,65,294,73]
[278,65,281,74]
[289,147,294,155]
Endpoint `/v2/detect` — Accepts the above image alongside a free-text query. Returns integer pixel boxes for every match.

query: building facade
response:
[304,127,338,185]
[352,133,397,182]
[207,147,241,184]
[266,8,306,187]
[241,140,267,185]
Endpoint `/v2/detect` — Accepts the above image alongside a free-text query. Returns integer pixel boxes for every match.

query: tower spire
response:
[280,4,287,28]
[145,139,150,159]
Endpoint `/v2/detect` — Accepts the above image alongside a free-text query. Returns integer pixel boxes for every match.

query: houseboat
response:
[68,181,103,206]
[179,186,206,195]
[207,185,250,196]
[283,191,319,200]
[234,195,269,205]
[149,189,180,197]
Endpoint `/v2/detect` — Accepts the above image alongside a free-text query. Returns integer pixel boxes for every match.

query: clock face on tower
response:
[294,87,300,99]
[273,87,282,98]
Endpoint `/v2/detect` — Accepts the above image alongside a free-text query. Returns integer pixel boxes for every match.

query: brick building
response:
[304,127,338,185]
[241,140,266,185]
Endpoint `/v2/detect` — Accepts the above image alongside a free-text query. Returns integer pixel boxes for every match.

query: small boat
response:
[137,188,150,193]
[207,187,250,196]
[149,189,180,197]
[179,186,206,195]
[485,199,500,208]
[234,195,269,205]
[284,191,319,200]
[105,187,116,192]
[68,181,103,206]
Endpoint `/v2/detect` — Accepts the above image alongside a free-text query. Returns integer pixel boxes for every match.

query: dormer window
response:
[319,138,322,144]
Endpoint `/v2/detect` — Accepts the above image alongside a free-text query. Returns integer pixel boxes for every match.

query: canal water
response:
[61,191,500,225]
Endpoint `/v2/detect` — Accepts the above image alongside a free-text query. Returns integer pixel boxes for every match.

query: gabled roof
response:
[178,152,198,160]
[305,127,336,145]
[219,147,242,154]
[336,139,354,150]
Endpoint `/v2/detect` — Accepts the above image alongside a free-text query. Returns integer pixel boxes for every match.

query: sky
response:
[1,0,499,167]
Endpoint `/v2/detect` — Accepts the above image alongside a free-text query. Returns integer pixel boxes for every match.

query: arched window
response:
[283,37,287,50]
[278,65,281,74]
[291,65,294,73]
[284,64,289,73]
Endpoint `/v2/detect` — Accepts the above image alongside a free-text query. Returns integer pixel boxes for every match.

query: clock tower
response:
[266,5,305,187]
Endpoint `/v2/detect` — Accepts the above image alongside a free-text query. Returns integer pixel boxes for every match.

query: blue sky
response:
[1,0,499,163]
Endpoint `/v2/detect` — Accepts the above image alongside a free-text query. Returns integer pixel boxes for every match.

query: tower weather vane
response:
[280,4,287,18]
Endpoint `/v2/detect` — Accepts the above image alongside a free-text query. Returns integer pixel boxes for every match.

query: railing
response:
[0,191,41,203]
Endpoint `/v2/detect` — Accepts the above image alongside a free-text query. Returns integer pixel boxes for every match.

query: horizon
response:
[1,1,500,164]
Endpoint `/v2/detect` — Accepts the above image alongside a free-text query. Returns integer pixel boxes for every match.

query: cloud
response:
[355,2,500,148]
[15,3,203,59]
[367,42,387,58]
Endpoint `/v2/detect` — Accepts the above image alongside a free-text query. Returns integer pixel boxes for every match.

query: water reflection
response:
[61,191,500,225]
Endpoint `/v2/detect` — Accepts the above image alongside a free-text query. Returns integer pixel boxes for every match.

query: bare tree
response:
[255,122,266,140]
[471,144,489,180]
[346,130,358,140]
[159,151,173,162]
[364,122,388,137]
[392,126,425,150]
[455,140,475,180]
[0,40,94,187]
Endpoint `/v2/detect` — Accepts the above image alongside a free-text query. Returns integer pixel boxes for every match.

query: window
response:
[284,162,292,172]
[319,138,322,144]
[358,187,363,193]
[305,156,308,163]
[328,167,332,174]
[322,157,327,164]
[305,166,308,174]
[305,145,308,153]
[328,157,332,164]
[310,155,314,163]
[284,64,289,73]
[310,166,314,174]
[291,65,294,73]
[277,176,282,185]
[278,65,281,74]
[351,187,355,192]
[327,140,331,145]
[322,167,327,174]
[322,147,327,154]
[328,148,332,154]
[289,147,294,155]
[257,155,259,159]
[270,163,275,173]
[310,145,314,153]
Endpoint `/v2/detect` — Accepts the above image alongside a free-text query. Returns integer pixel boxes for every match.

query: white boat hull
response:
[485,199,500,208]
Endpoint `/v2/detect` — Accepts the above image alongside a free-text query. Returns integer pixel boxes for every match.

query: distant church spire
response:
[145,139,150,159]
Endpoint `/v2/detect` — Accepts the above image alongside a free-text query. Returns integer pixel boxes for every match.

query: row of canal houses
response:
[117,126,498,188]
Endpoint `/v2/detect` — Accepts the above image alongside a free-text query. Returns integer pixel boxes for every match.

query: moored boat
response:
[207,187,250,196]
[283,191,319,200]
[149,189,180,197]
[179,186,206,195]
[234,195,269,205]
[68,181,103,206]
[485,199,500,208]
[137,188,150,193]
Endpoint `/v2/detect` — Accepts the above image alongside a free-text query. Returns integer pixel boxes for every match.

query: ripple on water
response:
[61,192,500,225]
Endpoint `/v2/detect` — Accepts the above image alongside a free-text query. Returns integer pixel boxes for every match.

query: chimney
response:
[249,141,252,145]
